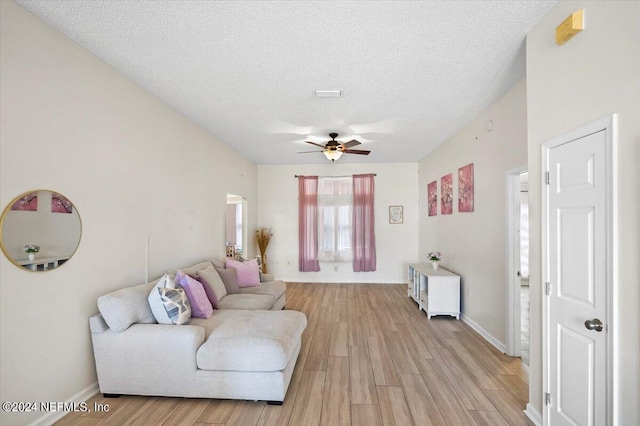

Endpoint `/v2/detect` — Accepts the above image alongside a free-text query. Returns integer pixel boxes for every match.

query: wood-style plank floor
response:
[56,283,530,426]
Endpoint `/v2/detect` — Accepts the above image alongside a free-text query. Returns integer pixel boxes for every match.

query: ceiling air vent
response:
[313,90,342,98]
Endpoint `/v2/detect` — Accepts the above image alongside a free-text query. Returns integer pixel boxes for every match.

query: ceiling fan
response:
[298,133,371,162]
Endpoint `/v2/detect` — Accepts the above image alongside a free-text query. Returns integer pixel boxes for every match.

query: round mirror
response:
[0,190,82,271]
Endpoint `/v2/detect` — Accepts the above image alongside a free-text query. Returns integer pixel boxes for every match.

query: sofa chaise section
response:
[90,262,306,403]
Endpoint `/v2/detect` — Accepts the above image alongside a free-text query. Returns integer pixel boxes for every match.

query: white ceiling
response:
[17,0,555,165]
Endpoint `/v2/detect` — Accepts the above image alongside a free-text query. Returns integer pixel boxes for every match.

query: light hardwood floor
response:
[56,283,530,426]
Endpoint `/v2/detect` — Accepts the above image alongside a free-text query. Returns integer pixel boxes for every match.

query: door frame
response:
[541,115,616,425]
[505,166,527,357]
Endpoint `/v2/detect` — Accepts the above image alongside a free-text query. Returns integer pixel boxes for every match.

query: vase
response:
[28,253,35,261]
[260,253,267,274]
[432,261,438,270]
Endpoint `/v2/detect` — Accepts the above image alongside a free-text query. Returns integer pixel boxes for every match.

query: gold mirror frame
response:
[0,190,82,272]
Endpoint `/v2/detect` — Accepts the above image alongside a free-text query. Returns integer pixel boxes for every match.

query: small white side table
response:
[408,263,461,319]
[18,256,68,271]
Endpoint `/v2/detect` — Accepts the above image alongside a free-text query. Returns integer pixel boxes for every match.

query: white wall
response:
[0,2,256,424]
[257,162,419,283]
[526,1,640,422]
[418,80,528,345]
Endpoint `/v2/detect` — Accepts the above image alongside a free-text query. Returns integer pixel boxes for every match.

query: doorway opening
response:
[505,167,529,363]
[519,172,530,365]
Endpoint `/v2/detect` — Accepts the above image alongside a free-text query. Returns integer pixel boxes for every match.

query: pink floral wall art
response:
[458,163,474,212]
[441,173,453,215]
[51,193,73,213]
[10,192,38,211]
[428,181,437,216]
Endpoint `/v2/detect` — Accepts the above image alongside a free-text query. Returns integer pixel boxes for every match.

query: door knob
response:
[584,318,604,332]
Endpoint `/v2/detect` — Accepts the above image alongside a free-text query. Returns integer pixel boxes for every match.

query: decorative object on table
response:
[226,245,235,258]
[458,163,474,213]
[24,244,40,261]
[428,251,442,270]
[427,181,437,216]
[389,205,403,224]
[51,192,73,213]
[11,191,38,211]
[256,226,274,274]
[441,174,453,215]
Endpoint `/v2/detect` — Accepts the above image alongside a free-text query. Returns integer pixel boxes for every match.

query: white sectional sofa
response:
[89,260,306,404]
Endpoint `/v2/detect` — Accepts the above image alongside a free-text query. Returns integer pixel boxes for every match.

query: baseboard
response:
[460,314,506,353]
[30,382,99,426]
[524,403,543,426]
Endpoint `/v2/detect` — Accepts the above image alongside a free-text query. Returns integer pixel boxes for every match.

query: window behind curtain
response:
[317,176,353,262]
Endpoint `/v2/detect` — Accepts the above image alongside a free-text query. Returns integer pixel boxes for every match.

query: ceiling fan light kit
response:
[324,150,343,162]
[299,132,371,162]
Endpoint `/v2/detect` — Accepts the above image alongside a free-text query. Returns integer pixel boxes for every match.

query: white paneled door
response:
[545,122,612,426]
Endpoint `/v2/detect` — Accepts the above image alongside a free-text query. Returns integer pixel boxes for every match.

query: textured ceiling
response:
[16,0,555,165]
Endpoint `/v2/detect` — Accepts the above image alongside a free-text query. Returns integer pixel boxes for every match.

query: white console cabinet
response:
[407,263,460,319]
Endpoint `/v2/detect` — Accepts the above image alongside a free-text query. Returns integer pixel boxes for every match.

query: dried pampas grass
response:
[256,227,274,273]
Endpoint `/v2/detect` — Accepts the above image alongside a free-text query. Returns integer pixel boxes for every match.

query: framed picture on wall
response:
[389,205,403,224]
[441,173,453,215]
[458,163,474,212]
[428,181,437,216]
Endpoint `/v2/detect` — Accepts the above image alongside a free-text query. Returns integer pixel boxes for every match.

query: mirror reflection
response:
[1,190,82,271]
[225,194,247,258]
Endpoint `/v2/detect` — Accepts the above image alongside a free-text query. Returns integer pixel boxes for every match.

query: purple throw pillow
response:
[191,274,220,310]
[226,258,261,288]
[175,270,214,318]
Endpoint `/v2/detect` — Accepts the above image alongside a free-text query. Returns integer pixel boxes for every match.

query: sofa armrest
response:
[260,273,274,282]
[91,322,205,396]
[89,314,109,333]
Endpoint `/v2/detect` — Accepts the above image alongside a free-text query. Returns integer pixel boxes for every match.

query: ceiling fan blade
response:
[342,139,361,148]
[343,149,371,155]
[305,141,327,149]
[297,150,323,154]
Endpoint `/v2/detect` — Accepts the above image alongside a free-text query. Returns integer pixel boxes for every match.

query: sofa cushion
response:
[226,258,260,288]
[176,271,213,319]
[215,266,240,294]
[217,294,275,310]
[239,280,286,302]
[97,281,157,332]
[183,261,215,276]
[166,261,214,279]
[211,258,226,270]
[193,310,307,372]
[197,267,228,302]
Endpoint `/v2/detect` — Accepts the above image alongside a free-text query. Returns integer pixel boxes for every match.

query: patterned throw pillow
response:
[148,273,191,325]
